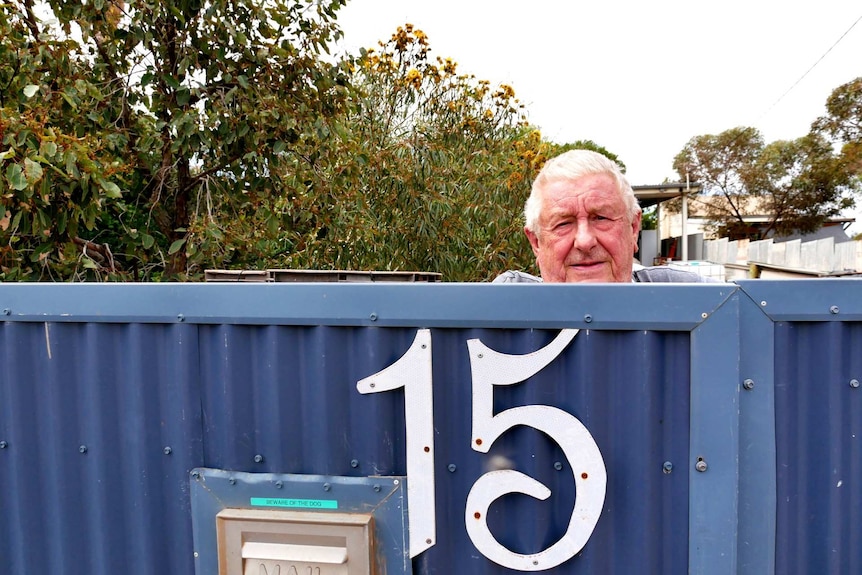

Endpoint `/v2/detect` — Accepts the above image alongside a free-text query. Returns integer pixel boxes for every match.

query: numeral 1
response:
[356,329,436,557]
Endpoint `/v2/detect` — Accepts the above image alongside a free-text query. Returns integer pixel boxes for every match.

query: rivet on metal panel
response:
[194,552,199,558]
[369,313,378,321]
[323,482,331,491]
[350,459,359,468]
[581,472,589,479]
[473,512,481,519]
[275,481,283,489]
[760,301,767,307]
[177,314,185,322]
[426,538,433,545]
[393,479,399,485]
[163,446,172,455]
[229,478,236,485]
[369,382,376,388]
[701,312,708,319]
[477,353,483,359]
[475,438,483,446]
[79,445,88,454]
[850,379,860,389]
[254,454,264,463]
[447,464,457,472]
[421,344,427,349]
[0,441,7,449]
[743,379,755,390]
[373,484,381,492]
[553,461,563,471]
[583,314,592,323]
[662,461,673,474]
[830,306,840,315]
[695,457,708,472]
[191,470,201,479]
[2,308,9,315]
[533,560,539,566]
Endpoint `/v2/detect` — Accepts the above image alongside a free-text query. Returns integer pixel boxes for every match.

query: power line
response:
[757,12,862,122]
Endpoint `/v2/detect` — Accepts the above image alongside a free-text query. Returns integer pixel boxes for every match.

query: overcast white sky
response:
[335,0,862,190]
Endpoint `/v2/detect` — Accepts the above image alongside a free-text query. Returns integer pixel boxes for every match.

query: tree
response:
[754,134,855,237]
[1,0,352,280]
[672,127,763,238]
[811,76,862,178]
[1,8,623,282]
[0,4,131,278]
[673,126,856,239]
[276,24,553,281]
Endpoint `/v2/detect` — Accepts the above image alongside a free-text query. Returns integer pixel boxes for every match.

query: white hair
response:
[524,150,641,234]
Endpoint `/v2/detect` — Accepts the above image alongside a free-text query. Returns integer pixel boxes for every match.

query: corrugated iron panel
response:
[0,319,692,574]
[18,282,862,573]
[0,322,202,574]
[773,320,862,575]
[198,326,692,573]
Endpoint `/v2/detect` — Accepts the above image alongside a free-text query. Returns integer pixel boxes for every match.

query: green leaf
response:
[176,88,190,106]
[168,238,186,254]
[164,75,180,90]
[100,180,122,198]
[141,234,155,249]
[24,158,43,183]
[6,164,28,191]
[41,142,58,157]
[23,85,39,98]
[273,141,286,154]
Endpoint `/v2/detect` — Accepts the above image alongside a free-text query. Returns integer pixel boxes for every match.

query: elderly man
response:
[495,149,709,283]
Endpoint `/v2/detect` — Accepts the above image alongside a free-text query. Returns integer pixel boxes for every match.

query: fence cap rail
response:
[0,282,734,330]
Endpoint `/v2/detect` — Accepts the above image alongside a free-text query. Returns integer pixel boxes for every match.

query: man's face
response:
[525,173,641,283]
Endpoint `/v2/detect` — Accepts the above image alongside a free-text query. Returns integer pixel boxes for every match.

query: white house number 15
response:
[356,328,607,571]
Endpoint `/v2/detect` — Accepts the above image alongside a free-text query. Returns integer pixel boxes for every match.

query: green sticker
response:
[250,497,338,510]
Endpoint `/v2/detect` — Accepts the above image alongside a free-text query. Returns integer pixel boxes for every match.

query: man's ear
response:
[631,211,642,253]
[525,226,541,257]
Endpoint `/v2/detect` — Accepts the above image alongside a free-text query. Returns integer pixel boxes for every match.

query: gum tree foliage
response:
[673,125,858,239]
[0,0,352,280]
[811,76,862,178]
[301,24,554,281]
[1,5,618,282]
[266,25,625,281]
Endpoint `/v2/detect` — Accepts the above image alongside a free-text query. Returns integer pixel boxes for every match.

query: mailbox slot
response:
[217,508,374,575]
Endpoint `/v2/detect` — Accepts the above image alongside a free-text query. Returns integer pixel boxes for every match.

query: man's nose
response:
[572,220,597,251]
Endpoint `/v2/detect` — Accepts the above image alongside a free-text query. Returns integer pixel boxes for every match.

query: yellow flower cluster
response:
[493,84,515,100]
[406,68,422,89]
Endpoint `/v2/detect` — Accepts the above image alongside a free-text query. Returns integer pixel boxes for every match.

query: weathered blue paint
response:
[0,282,734,328]
[0,280,858,574]
[689,292,740,574]
[772,320,862,575]
[736,288,777,574]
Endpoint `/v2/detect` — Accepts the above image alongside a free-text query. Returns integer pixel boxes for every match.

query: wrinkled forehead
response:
[539,174,629,215]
